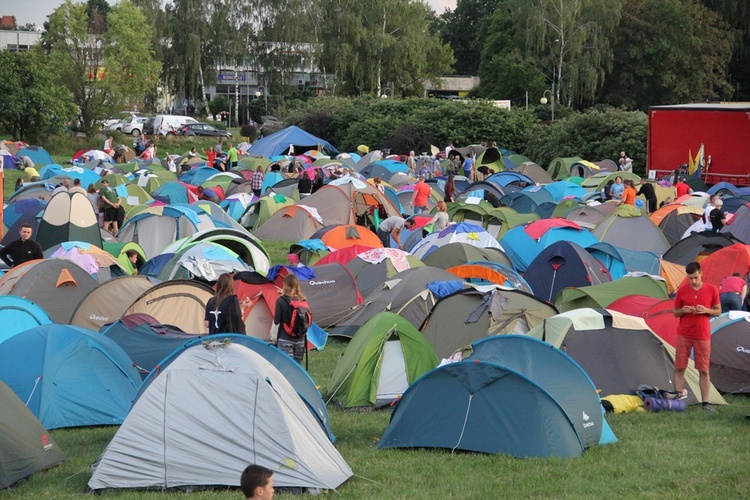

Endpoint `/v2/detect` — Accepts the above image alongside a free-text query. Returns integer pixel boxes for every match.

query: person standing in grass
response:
[673,261,721,411]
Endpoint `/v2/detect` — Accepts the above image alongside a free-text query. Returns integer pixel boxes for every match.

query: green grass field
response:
[6,338,750,498]
[3,143,750,498]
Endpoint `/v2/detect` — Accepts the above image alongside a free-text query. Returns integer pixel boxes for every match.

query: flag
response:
[688,148,695,174]
[695,143,705,176]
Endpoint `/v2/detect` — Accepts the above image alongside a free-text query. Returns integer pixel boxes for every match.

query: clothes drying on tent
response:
[88,340,352,492]
[329,312,438,407]
[0,325,141,429]
[0,380,66,488]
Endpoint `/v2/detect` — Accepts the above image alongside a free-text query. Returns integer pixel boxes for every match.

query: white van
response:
[153,115,199,136]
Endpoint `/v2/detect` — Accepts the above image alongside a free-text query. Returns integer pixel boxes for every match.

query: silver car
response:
[121,117,150,136]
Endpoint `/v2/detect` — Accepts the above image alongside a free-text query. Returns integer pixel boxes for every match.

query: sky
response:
[2,0,457,28]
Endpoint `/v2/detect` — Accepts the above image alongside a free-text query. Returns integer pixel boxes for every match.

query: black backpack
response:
[282,297,312,337]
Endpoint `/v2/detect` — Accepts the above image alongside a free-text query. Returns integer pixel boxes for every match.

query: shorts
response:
[675,336,711,372]
[104,206,118,222]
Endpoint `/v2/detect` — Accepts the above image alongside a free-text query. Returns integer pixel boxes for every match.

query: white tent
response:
[88,341,353,492]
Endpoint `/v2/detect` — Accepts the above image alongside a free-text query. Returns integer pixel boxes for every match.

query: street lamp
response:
[540,88,555,122]
[255,85,268,116]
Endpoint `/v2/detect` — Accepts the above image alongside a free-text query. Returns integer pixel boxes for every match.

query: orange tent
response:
[317,225,383,251]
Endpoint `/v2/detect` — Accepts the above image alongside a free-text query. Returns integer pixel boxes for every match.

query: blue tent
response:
[3,198,46,228]
[17,146,53,166]
[465,335,617,448]
[137,334,335,442]
[586,242,661,279]
[378,360,586,457]
[499,190,554,214]
[100,317,197,380]
[178,167,219,186]
[485,171,535,188]
[524,241,612,302]
[151,181,194,204]
[0,296,53,344]
[39,165,102,188]
[500,224,599,272]
[0,325,141,429]
[247,126,339,158]
[540,181,588,202]
[262,171,285,193]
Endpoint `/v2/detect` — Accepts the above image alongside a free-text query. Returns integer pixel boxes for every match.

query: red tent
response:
[608,295,678,347]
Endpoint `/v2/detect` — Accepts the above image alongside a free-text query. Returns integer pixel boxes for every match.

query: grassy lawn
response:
[7,337,750,498]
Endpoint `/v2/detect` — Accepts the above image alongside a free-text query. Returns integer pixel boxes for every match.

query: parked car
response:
[153,115,199,136]
[101,112,138,131]
[121,117,150,136]
[180,123,232,138]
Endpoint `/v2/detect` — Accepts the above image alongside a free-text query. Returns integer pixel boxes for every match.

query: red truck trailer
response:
[647,103,750,186]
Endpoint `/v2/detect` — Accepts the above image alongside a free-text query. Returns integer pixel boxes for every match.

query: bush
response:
[239,122,258,141]
[524,106,648,174]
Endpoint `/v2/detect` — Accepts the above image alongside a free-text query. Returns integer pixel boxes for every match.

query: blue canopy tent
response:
[247,126,339,158]
[17,146,53,166]
[500,222,599,272]
[0,325,141,429]
[178,167,220,186]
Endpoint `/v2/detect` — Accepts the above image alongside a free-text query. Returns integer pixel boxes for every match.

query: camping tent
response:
[123,280,214,333]
[421,242,512,270]
[462,335,613,448]
[554,275,669,313]
[253,205,325,241]
[0,296,53,344]
[0,259,99,324]
[70,275,160,331]
[592,204,670,255]
[525,308,725,405]
[710,313,750,393]
[0,380,66,489]
[420,287,558,359]
[35,191,102,251]
[87,340,352,492]
[329,312,438,407]
[410,223,502,260]
[328,266,460,338]
[0,325,141,428]
[247,126,339,158]
[377,360,586,457]
[524,241,611,302]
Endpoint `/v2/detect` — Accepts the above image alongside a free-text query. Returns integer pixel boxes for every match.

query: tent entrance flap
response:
[376,340,409,404]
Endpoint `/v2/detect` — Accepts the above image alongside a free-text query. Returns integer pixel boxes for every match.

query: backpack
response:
[282,297,312,337]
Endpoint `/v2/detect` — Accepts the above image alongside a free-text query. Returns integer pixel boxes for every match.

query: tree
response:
[319,0,453,96]
[438,0,502,75]
[701,0,750,100]
[164,0,208,106]
[45,0,161,136]
[517,0,621,106]
[0,49,75,142]
[599,0,733,108]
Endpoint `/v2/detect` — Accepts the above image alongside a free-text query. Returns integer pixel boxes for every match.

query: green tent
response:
[104,241,147,275]
[482,207,539,239]
[1,380,66,488]
[475,147,506,173]
[446,200,494,220]
[240,194,295,231]
[554,276,669,313]
[581,171,641,192]
[328,312,438,408]
[547,157,583,180]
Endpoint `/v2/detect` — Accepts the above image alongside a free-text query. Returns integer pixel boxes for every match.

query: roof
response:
[649,103,750,112]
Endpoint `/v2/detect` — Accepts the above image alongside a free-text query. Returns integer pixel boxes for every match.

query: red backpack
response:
[282,297,312,337]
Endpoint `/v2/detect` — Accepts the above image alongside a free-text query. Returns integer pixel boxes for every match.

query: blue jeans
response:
[413,205,428,215]
[720,293,743,313]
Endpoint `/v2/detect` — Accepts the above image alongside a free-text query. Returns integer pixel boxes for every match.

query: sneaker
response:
[702,403,716,412]
[677,389,688,400]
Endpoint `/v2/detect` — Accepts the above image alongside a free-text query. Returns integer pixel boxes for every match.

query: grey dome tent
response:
[710,313,750,394]
[0,259,99,324]
[420,287,557,359]
[1,380,66,489]
[525,308,726,405]
[88,340,352,492]
[328,266,460,338]
[70,275,160,331]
